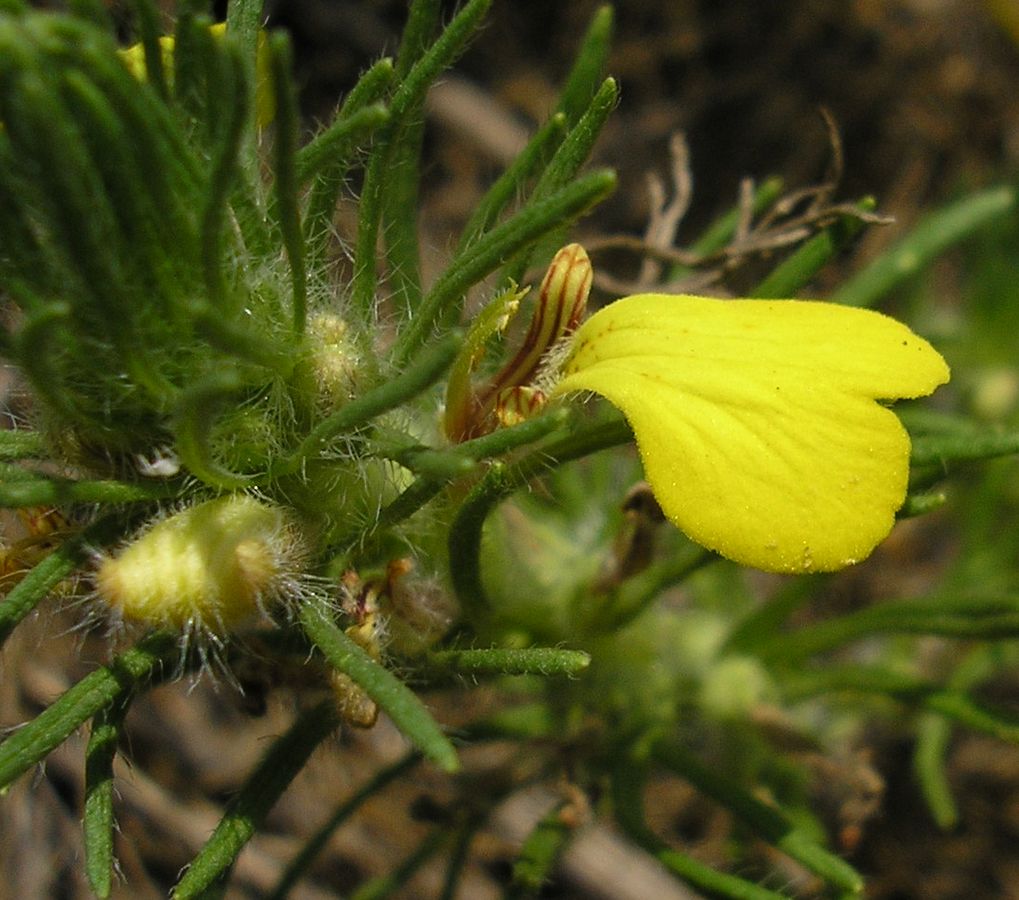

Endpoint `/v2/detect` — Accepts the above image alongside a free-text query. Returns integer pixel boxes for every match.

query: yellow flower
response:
[119,22,275,127]
[552,291,950,573]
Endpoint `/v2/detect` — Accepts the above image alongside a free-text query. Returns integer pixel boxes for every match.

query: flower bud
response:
[95,495,307,632]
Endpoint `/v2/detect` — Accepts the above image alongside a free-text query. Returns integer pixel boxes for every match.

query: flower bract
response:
[553,294,950,573]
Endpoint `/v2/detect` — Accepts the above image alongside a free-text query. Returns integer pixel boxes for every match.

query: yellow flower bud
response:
[95,495,307,632]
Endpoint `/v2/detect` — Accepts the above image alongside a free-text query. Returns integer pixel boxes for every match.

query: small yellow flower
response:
[95,495,307,632]
[552,290,950,573]
[119,23,275,127]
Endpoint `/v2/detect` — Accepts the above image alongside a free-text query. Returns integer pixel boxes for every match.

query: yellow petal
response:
[553,294,950,573]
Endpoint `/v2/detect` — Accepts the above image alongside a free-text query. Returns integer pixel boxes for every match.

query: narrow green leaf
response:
[611,762,789,900]
[750,198,876,299]
[0,476,178,508]
[392,169,616,368]
[556,5,614,126]
[266,32,307,334]
[456,113,568,251]
[834,185,1015,308]
[0,632,177,790]
[268,753,420,900]
[295,103,389,186]
[174,370,257,489]
[129,0,169,102]
[84,698,130,899]
[172,700,341,900]
[654,742,864,894]
[349,829,448,900]
[427,647,591,677]
[911,429,1019,467]
[300,602,459,773]
[0,430,46,460]
[760,594,1019,664]
[350,0,493,322]
[508,802,574,898]
[914,712,958,830]
[303,57,394,254]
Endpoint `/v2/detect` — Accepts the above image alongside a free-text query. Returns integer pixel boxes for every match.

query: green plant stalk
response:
[653,742,864,894]
[172,700,341,900]
[0,631,177,789]
[610,762,791,900]
[268,752,420,900]
[750,198,876,299]
[426,647,591,678]
[84,697,130,899]
[299,601,459,773]
[392,169,617,368]
[350,0,492,322]
[834,185,1015,308]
